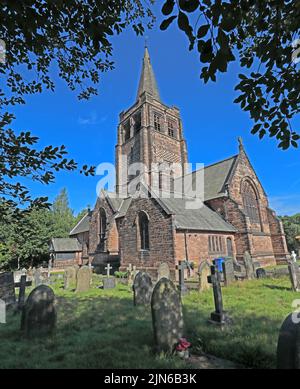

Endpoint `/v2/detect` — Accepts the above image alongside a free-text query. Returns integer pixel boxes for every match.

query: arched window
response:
[99,208,107,251]
[139,211,149,250]
[242,181,260,224]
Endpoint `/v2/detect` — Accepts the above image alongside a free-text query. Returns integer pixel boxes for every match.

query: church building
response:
[53,47,289,279]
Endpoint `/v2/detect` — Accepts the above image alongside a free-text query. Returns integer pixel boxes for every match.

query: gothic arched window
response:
[242,181,260,224]
[139,211,149,250]
[99,208,107,251]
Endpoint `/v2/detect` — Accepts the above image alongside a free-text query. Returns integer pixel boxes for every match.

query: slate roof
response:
[69,213,90,236]
[159,197,237,232]
[50,238,81,252]
[177,155,238,201]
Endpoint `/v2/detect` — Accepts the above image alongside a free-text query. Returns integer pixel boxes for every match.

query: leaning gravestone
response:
[222,259,235,286]
[76,266,91,293]
[288,262,300,292]
[64,267,78,290]
[157,262,170,281]
[151,277,184,353]
[0,272,16,306]
[198,261,211,292]
[21,285,56,338]
[133,272,153,305]
[244,251,255,279]
[277,312,300,368]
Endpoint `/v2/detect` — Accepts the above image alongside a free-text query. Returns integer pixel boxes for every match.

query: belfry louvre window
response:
[139,211,149,250]
[168,121,175,138]
[99,208,107,251]
[154,113,161,131]
[242,181,261,223]
[209,236,223,253]
[124,121,130,141]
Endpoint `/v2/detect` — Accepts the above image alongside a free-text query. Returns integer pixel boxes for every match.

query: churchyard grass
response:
[0,274,296,368]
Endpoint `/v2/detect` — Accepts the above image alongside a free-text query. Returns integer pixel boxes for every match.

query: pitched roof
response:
[136,47,160,101]
[50,238,81,252]
[69,213,90,236]
[178,155,238,201]
[159,197,237,232]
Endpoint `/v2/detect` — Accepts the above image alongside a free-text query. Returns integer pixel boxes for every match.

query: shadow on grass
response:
[263,284,291,292]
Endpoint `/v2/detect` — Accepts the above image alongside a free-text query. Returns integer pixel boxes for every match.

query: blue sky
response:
[10,9,300,216]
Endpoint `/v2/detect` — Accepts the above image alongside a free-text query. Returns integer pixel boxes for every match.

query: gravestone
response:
[127,264,133,286]
[207,265,228,325]
[103,263,116,289]
[151,277,184,353]
[64,267,77,290]
[133,272,153,305]
[288,262,300,292]
[177,261,188,295]
[243,251,255,279]
[222,259,235,286]
[76,266,91,293]
[0,272,16,306]
[256,268,267,279]
[33,268,42,287]
[15,275,32,309]
[21,285,56,338]
[198,261,211,292]
[157,262,170,281]
[277,313,300,369]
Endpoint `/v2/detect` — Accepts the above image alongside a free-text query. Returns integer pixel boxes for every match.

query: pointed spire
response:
[136,46,160,101]
[238,136,244,152]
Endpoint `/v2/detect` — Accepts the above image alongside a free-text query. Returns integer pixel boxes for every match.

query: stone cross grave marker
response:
[15,275,32,309]
[0,272,16,306]
[64,267,77,290]
[76,266,91,293]
[21,285,57,338]
[133,272,153,305]
[198,261,211,292]
[151,277,184,353]
[222,258,235,286]
[207,265,228,325]
[288,261,300,292]
[157,262,170,281]
[277,312,300,368]
[103,263,116,289]
[243,251,255,279]
[177,261,188,296]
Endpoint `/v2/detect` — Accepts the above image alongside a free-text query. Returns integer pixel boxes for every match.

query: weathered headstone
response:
[256,268,267,279]
[288,262,300,292]
[64,267,77,290]
[33,268,42,287]
[244,251,255,279]
[15,275,32,309]
[222,258,235,286]
[133,272,153,305]
[0,272,16,306]
[0,299,6,324]
[277,313,300,369]
[151,277,184,353]
[198,261,211,292]
[177,261,188,295]
[126,264,133,286]
[207,265,228,324]
[76,266,91,292]
[157,262,170,281]
[21,285,56,338]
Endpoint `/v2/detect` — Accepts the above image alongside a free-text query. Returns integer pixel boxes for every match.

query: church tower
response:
[115,46,188,196]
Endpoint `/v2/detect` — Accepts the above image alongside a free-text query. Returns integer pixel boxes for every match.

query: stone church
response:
[51,47,289,279]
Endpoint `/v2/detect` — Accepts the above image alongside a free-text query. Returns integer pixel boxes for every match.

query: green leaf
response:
[179,0,199,13]
[197,24,210,38]
[160,15,177,31]
[162,0,175,16]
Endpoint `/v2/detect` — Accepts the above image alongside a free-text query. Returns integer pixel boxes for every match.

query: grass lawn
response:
[0,275,296,369]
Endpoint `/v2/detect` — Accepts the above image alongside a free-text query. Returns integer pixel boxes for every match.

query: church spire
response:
[136,46,160,101]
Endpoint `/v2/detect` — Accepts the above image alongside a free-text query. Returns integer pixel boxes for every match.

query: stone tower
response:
[115,47,188,196]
